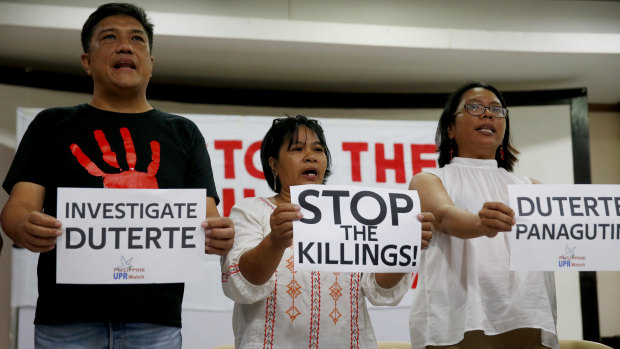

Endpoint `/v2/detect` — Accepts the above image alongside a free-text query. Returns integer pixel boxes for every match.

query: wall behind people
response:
[0,83,618,348]
[589,110,620,341]
[0,144,10,349]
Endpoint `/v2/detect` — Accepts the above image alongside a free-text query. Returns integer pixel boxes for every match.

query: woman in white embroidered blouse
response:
[221,115,433,349]
[408,82,558,349]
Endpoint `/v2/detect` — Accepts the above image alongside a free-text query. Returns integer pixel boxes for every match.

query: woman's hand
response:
[267,203,302,250]
[478,201,516,237]
[418,212,435,249]
[239,203,303,286]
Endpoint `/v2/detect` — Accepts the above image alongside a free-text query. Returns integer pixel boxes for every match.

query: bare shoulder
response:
[409,171,441,190]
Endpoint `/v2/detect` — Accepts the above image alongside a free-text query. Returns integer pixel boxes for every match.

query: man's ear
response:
[81,53,91,76]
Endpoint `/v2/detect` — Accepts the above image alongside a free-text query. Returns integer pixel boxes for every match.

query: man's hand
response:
[202,217,234,256]
[1,182,62,253]
[14,211,62,253]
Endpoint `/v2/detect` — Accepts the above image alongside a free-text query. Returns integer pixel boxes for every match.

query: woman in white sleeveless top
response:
[409,82,558,349]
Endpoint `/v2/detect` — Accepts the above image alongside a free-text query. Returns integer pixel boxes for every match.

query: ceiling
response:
[1,0,619,105]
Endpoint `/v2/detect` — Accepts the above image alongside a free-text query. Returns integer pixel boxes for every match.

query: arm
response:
[221,199,290,303]
[375,212,435,288]
[201,196,234,256]
[0,182,62,252]
[239,203,301,285]
[374,273,406,289]
[410,172,515,239]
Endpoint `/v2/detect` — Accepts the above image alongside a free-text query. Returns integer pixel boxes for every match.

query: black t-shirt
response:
[3,104,219,327]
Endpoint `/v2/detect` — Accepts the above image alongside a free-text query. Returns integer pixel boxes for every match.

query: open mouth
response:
[114,60,136,70]
[476,124,496,134]
[303,168,318,177]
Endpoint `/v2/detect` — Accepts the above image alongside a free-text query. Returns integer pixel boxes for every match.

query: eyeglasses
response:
[458,104,509,119]
[272,115,319,125]
[272,117,290,125]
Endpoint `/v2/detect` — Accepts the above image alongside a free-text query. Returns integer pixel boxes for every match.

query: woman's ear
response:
[268,157,277,176]
[447,123,455,139]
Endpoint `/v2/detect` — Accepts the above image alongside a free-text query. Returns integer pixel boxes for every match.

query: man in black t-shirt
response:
[1,3,234,348]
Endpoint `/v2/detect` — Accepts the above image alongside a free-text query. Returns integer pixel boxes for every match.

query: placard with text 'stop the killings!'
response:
[291,184,422,273]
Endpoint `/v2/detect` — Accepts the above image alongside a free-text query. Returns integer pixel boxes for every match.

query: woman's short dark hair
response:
[260,115,332,193]
[81,3,154,53]
[436,81,519,171]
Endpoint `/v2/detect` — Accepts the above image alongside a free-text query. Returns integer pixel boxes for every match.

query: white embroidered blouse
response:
[222,197,412,349]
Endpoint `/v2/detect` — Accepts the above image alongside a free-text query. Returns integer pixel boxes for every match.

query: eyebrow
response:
[97,28,146,36]
[466,98,501,106]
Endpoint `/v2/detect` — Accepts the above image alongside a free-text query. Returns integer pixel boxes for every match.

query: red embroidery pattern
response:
[259,197,276,209]
[349,273,361,349]
[308,271,321,348]
[329,272,343,324]
[221,264,240,283]
[263,271,277,349]
[285,255,302,322]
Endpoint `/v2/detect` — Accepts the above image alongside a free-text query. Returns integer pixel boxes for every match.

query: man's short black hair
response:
[81,3,154,53]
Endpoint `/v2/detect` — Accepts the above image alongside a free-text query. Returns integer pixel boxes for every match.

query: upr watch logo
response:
[558,245,586,268]
[113,255,146,280]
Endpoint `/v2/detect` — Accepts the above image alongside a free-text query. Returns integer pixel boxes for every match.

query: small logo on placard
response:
[113,255,146,280]
[558,245,586,268]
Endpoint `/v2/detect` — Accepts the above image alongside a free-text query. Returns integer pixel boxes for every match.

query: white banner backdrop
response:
[184,114,438,217]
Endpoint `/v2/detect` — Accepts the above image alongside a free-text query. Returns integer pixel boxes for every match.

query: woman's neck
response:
[457,148,497,160]
[271,191,290,206]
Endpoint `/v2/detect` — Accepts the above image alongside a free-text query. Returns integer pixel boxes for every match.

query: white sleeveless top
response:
[409,157,558,348]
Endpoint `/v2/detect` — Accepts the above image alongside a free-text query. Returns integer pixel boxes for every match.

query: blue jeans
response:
[35,322,182,349]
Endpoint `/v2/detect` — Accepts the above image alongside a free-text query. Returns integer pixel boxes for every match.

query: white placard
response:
[291,184,422,273]
[56,188,207,284]
[509,184,620,271]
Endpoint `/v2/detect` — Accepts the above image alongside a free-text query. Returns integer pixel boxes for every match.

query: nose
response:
[304,150,317,162]
[115,36,133,54]
[480,108,495,120]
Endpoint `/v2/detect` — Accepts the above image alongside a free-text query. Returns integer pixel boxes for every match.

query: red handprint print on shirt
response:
[70,127,160,188]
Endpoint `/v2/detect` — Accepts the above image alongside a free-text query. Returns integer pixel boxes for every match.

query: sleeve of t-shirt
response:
[2,109,53,194]
[186,121,220,205]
